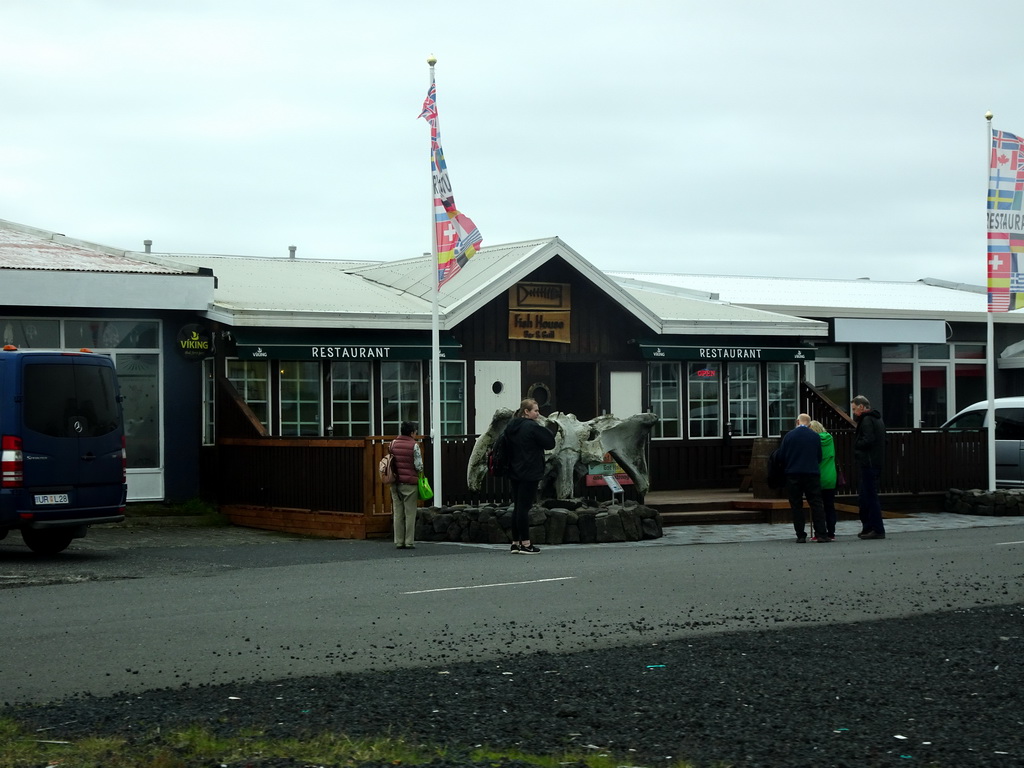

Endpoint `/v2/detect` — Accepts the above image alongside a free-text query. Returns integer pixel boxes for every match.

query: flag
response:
[988,129,1024,311]
[419,77,483,288]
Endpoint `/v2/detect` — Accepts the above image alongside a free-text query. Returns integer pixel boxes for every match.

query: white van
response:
[940,397,1024,488]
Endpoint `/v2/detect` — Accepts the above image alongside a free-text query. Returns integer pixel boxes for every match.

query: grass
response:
[0,718,710,768]
[126,498,229,526]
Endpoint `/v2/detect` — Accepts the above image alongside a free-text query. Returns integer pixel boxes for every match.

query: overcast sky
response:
[1,1,1019,285]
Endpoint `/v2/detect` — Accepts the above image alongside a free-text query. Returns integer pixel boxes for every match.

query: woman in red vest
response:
[390,421,423,549]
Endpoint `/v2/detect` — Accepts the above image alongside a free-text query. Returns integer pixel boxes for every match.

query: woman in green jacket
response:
[809,420,837,540]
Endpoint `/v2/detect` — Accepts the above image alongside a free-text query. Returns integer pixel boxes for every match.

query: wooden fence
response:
[200,429,987,536]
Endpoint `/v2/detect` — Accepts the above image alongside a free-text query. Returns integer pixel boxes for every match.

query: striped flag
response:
[988,129,1024,312]
[419,77,483,288]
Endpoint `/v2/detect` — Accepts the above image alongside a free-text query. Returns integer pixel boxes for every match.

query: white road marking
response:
[404,576,575,594]
[995,540,1024,546]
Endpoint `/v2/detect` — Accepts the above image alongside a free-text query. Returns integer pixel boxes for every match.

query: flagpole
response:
[428,54,444,508]
[985,110,996,492]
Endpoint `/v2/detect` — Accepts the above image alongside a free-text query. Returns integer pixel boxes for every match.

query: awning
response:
[639,342,815,362]
[232,328,461,361]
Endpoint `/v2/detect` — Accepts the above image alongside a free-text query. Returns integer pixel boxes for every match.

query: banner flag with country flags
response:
[419,76,483,288]
[987,128,1024,312]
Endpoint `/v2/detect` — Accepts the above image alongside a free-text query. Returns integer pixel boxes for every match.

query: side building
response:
[0,219,216,503]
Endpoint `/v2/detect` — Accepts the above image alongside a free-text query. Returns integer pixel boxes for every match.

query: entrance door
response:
[918,364,949,428]
[610,371,643,418]
[473,361,521,435]
[555,362,597,420]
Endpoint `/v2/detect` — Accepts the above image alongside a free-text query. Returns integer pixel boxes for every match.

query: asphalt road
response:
[1,519,1022,706]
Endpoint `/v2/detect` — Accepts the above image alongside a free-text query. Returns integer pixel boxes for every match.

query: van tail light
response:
[1,435,24,488]
[121,435,127,484]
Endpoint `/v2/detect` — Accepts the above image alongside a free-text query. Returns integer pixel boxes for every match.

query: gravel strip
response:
[5,604,1023,768]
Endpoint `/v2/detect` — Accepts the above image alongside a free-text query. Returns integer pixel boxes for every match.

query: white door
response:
[610,371,643,418]
[474,361,521,434]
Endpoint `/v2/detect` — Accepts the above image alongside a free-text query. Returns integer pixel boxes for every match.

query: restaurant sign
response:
[508,282,572,343]
[639,344,815,361]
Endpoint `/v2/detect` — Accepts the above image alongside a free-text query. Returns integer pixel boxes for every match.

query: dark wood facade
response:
[452,257,652,421]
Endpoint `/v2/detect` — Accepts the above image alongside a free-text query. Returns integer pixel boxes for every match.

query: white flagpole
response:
[428,55,443,507]
[985,111,997,492]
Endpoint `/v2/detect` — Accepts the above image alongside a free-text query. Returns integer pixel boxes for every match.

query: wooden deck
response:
[643,489,923,526]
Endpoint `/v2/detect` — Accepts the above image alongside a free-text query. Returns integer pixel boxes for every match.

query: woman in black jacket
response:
[504,398,556,554]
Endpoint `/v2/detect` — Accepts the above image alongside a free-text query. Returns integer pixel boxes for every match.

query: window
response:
[65,320,159,349]
[996,409,1024,440]
[381,361,421,435]
[440,361,466,436]
[767,363,798,436]
[648,363,680,438]
[117,353,161,467]
[279,361,322,436]
[688,362,720,438]
[330,361,372,437]
[202,358,215,445]
[954,344,985,413]
[882,362,914,429]
[727,363,759,437]
[810,345,850,408]
[227,360,270,430]
[0,318,60,348]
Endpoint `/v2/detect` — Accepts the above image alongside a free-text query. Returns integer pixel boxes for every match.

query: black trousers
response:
[786,473,827,538]
[509,478,536,542]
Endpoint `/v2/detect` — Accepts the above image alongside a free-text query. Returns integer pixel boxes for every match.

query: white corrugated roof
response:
[608,271,1009,323]
[153,237,823,335]
[0,218,190,274]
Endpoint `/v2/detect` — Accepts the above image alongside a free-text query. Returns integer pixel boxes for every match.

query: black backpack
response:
[766,448,786,490]
[487,429,511,477]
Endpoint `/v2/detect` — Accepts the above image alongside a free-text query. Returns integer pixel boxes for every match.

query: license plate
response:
[34,494,69,506]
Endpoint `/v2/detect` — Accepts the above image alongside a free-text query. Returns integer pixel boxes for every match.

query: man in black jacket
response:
[852,395,886,539]
[504,398,556,554]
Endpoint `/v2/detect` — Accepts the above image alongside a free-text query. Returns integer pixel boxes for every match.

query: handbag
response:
[836,465,847,488]
[378,451,396,484]
[417,473,433,501]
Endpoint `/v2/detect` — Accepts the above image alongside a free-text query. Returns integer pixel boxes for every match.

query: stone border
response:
[415,500,664,545]
[945,488,1024,517]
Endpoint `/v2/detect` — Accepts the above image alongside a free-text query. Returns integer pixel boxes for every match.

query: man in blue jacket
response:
[777,413,829,543]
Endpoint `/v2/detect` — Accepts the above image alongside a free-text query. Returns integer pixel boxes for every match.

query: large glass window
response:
[279,361,322,436]
[810,345,850,408]
[688,362,721,438]
[381,361,421,435]
[440,361,467,436]
[727,363,759,437]
[767,363,799,436]
[227,360,270,430]
[648,363,680,438]
[330,361,372,437]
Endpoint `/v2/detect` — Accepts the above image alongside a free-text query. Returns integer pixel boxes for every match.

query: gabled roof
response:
[153,236,827,336]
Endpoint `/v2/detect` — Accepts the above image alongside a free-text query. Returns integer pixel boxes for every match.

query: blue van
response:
[0,346,127,554]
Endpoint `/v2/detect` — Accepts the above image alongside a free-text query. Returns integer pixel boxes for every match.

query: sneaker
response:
[857,531,871,539]
[828,535,836,541]
[510,544,520,554]
[815,536,832,543]
[860,531,886,540]
[519,544,541,554]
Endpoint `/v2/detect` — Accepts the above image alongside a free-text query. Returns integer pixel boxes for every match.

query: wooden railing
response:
[200,429,987,515]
